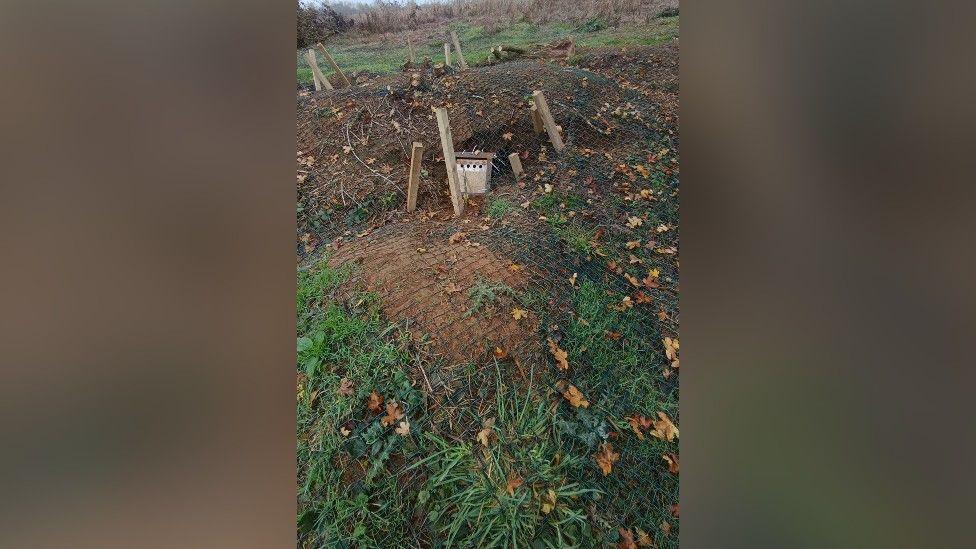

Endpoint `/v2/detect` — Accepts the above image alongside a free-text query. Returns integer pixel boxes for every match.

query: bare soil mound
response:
[328,222,542,365]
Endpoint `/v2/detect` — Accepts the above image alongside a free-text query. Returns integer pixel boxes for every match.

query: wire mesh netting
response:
[298,43,679,548]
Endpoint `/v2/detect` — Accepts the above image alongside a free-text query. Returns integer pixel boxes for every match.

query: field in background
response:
[297,14,678,82]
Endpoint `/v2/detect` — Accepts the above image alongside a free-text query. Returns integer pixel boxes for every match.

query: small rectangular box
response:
[455,152,495,195]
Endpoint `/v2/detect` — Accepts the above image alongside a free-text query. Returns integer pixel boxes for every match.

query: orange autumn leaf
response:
[605,330,622,341]
[367,391,384,413]
[506,470,523,496]
[381,400,404,427]
[594,442,620,475]
[649,411,679,441]
[618,528,637,549]
[548,338,569,371]
[556,380,589,408]
[635,291,653,305]
[493,346,508,359]
[662,453,679,474]
[624,272,642,287]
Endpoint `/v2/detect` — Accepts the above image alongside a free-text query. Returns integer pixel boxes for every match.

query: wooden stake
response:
[407,142,423,212]
[443,43,452,68]
[449,30,469,69]
[304,49,332,91]
[508,152,524,179]
[530,104,544,134]
[315,43,351,88]
[532,90,565,151]
[407,38,415,64]
[433,107,464,216]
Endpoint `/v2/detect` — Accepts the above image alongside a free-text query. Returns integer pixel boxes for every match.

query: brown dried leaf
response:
[506,470,523,496]
[618,528,637,549]
[649,411,679,442]
[381,400,404,427]
[556,380,589,408]
[337,377,355,396]
[662,453,679,474]
[367,391,384,413]
[512,308,528,320]
[395,420,411,436]
[594,442,620,475]
[548,338,569,371]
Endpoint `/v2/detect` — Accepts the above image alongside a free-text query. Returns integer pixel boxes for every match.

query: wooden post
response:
[508,152,524,179]
[433,107,464,216]
[532,90,565,151]
[530,104,544,134]
[304,49,332,91]
[407,38,415,64]
[443,43,452,68]
[407,142,423,212]
[449,30,469,69]
[315,43,351,88]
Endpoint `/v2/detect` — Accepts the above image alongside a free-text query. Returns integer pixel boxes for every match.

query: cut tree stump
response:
[434,107,465,216]
[315,43,351,88]
[450,30,469,69]
[304,49,332,91]
[532,90,565,151]
[407,142,423,212]
[508,152,524,179]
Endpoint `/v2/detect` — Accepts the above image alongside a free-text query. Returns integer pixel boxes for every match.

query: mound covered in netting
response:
[298,43,679,547]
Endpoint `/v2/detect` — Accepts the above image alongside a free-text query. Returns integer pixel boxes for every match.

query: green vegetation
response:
[298,17,679,83]
[464,275,516,318]
[486,197,513,218]
[297,255,678,547]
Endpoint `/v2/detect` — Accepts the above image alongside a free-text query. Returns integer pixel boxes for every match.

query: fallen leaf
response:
[663,337,679,360]
[649,411,679,442]
[379,164,393,174]
[624,273,642,287]
[493,346,508,360]
[626,216,643,228]
[502,132,514,141]
[618,528,637,549]
[671,503,680,517]
[648,268,661,279]
[658,309,668,321]
[556,380,589,408]
[628,254,643,265]
[636,527,653,546]
[635,291,653,305]
[548,338,569,371]
[656,224,669,233]
[612,296,633,311]
[367,391,384,412]
[605,330,622,341]
[660,521,671,536]
[569,272,578,286]
[639,189,653,200]
[544,183,554,193]
[395,420,411,436]
[476,417,495,446]
[448,231,467,244]
[340,424,351,437]
[381,400,404,427]
[633,164,650,178]
[626,240,641,249]
[365,157,376,165]
[337,377,355,396]
[540,489,556,514]
[512,308,528,320]
[594,442,620,475]
[506,470,523,496]
[508,263,524,273]
[662,453,679,474]
[626,414,654,440]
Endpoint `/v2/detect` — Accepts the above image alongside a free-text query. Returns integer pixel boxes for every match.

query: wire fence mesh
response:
[298,43,679,547]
